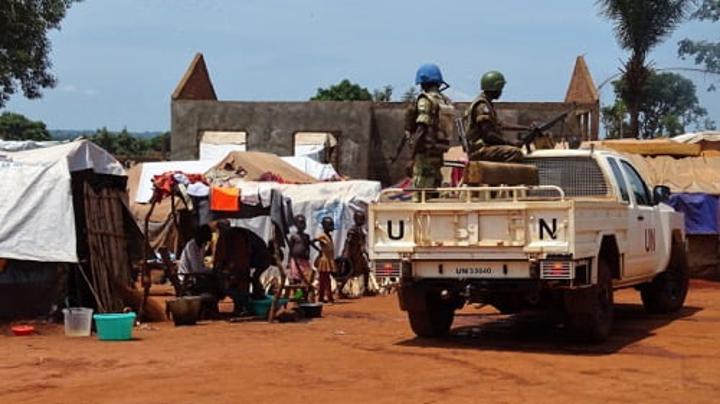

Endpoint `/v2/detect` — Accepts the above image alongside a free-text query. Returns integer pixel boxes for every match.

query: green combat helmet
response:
[480,71,506,92]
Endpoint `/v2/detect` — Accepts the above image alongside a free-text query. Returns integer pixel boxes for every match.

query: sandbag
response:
[463,161,539,186]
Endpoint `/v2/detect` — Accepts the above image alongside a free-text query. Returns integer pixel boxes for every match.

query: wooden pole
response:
[268,227,287,322]
[139,195,158,320]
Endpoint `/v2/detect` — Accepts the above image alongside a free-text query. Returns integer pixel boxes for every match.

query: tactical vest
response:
[417,91,455,146]
[464,94,498,130]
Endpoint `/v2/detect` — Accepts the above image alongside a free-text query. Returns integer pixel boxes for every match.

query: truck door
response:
[620,160,658,277]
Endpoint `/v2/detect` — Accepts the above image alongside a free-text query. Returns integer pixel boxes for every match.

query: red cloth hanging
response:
[210,186,240,212]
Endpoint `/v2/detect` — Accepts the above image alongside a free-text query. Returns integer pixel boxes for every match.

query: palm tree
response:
[597,0,692,138]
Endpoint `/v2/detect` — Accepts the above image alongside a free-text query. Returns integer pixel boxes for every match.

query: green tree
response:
[372,85,393,102]
[401,86,419,102]
[86,128,169,157]
[311,79,372,101]
[0,111,51,140]
[149,132,170,154]
[601,100,628,139]
[597,0,693,138]
[0,1,79,107]
[678,0,720,90]
[603,72,714,138]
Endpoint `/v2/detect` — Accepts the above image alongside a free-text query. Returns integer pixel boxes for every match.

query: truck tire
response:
[407,295,454,338]
[641,246,689,314]
[566,258,614,343]
[493,297,524,314]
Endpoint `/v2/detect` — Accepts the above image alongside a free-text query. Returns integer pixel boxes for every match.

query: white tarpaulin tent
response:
[294,132,336,162]
[229,180,381,260]
[0,140,66,152]
[0,141,125,262]
[281,156,339,180]
[672,131,720,144]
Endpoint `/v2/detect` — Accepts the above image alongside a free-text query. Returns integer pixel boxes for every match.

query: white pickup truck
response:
[369,149,689,342]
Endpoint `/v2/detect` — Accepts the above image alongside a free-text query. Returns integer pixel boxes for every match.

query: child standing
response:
[288,214,316,285]
[313,216,337,303]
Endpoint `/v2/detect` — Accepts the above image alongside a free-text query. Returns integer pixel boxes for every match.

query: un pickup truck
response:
[369,150,689,342]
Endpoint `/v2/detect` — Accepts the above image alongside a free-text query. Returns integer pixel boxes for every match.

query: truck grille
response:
[540,261,574,280]
[526,157,608,197]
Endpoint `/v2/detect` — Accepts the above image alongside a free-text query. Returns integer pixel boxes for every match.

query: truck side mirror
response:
[653,185,671,205]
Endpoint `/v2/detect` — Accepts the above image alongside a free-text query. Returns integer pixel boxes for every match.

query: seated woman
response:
[177,225,222,317]
[178,225,212,282]
[213,222,271,316]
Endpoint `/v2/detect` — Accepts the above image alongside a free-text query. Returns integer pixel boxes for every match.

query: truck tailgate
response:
[370,189,573,259]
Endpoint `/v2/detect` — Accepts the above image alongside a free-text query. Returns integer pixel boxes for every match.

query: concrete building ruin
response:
[171,53,600,185]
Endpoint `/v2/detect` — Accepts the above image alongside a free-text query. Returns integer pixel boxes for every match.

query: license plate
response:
[413,261,530,279]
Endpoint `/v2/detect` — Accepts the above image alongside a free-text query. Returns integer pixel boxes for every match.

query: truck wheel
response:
[407,295,454,338]
[566,258,614,343]
[493,297,524,314]
[641,246,689,313]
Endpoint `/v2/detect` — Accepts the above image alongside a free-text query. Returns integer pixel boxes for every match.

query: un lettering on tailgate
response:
[529,210,567,243]
[378,212,413,246]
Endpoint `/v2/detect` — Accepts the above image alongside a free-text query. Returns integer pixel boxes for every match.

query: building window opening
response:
[199,131,247,161]
[293,132,338,167]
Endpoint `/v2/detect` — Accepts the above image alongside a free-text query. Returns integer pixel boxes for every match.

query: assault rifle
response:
[391,130,415,164]
[455,117,470,154]
[519,109,571,153]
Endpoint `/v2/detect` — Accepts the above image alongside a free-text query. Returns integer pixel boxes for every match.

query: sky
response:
[4,0,719,133]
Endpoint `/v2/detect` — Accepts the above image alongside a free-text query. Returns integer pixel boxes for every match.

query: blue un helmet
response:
[415,63,446,86]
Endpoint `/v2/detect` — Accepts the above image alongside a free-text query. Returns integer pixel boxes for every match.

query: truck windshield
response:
[525,157,609,197]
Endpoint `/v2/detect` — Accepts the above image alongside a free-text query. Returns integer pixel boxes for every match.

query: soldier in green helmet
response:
[401,63,456,191]
[464,71,525,163]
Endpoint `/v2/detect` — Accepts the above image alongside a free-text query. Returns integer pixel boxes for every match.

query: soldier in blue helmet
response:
[399,64,456,193]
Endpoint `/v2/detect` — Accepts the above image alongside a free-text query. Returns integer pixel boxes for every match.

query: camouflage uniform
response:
[464,94,523,163]
[411,90,454,189]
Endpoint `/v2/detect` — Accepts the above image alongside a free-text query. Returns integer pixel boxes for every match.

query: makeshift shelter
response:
[582,138,701,157]
[207,151,317,185]
[672,131,720,154]
[128,151,318,251]
[0,139,66,152]
[0,141,142,318]
[293,132,338,164]
[129,152,380,317]
[281,156,339,181]
[127,151,380,261]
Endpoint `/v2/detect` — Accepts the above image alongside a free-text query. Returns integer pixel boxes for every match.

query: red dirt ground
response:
[1,280,719,403]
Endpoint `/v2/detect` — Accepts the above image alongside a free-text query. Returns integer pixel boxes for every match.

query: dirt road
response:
[1,281,719,404]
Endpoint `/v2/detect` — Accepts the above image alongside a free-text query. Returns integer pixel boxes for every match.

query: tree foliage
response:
[597,0,693,137]
[602,72,714,138]
[311,79,372,101]
[86,128,170,157]
[601,100,628,139]
[401,86,419,102]
[678,0,720,90]
[0,111,51,140]
[0,0,79,107]
[372,85,393,102]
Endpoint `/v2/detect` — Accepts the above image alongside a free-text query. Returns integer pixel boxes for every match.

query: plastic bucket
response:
[93,312,136,341]
[166,296,202,326]
[62,307,93,337]
[248,296,288,318]
[299,303,323,318]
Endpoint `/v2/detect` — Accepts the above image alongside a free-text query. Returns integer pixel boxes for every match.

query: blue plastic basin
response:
[248,296,288,318]
[93,312,136,341]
